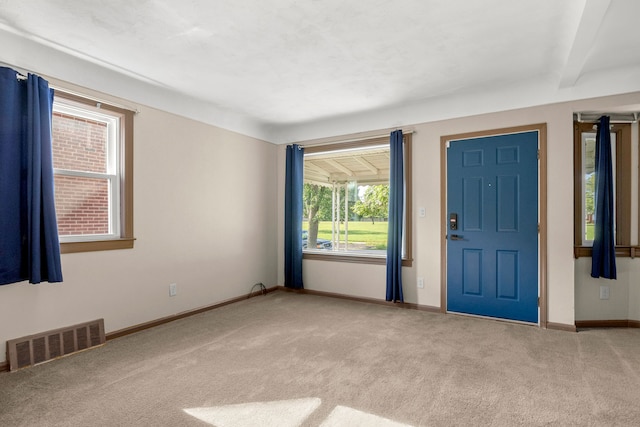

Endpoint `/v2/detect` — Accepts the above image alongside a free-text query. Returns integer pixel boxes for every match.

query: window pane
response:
[582,133,595,243]
[52,112,107,173]
[54,175,110,236]
[582,131,616,244]
[303,145,390,254]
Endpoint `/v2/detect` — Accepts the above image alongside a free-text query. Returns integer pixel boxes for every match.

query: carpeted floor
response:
[1,291,639,426]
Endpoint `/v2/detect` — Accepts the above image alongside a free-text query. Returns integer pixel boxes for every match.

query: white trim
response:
[52,97,122,242]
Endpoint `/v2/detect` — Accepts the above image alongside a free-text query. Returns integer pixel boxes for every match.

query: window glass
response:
[573,120,631,257]
[50,92,134,252]
[52,112,108,173]
[581,131,616,245]
[52,102,119,241]
[302,137,411,261]
[581,132,595,244]
[54,175,110,236]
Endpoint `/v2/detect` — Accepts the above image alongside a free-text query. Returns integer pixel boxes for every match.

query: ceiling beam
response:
[305,161,331,177]
[325,159,354,177]
[559,0,612,88]
[353,156,379,174]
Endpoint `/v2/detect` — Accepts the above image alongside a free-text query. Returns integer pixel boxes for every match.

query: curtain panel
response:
[386,130,404,302]
[591,115,616,279]
[0,67,63,285]
[284,144,304,289]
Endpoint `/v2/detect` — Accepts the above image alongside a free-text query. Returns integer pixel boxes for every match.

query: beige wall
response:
[278,92,640,328]
[0,85,278,364]
[575,259,640,322]
[575,259,628,321]
[2,84,639,366]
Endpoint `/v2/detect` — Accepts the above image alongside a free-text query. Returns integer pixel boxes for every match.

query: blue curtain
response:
[0,67,63,285]
[386,130,404,302]
[284,144,304,289]
[591,116,616,279]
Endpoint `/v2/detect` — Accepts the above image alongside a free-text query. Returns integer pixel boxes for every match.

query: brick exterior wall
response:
[52,112,110,236]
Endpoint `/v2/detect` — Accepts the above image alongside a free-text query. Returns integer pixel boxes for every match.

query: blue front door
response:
[446,131,539,323]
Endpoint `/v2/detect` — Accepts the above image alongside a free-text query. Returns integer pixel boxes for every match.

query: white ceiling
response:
[1,0,640,143]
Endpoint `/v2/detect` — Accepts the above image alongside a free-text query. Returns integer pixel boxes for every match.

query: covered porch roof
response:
[304,144,390,187]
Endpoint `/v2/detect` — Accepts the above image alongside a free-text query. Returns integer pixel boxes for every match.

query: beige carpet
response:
[1,291,639,426]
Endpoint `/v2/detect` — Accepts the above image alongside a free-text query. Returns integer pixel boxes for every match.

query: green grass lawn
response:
[303,220,388,250]
[586,223,594,241]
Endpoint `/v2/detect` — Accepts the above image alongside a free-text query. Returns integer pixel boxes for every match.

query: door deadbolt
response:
[449,213,458,230]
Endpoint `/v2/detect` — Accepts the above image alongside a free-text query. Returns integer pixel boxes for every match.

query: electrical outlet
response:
[417,277,424,289]
[418,207,426,218]
[169,283,177,297]
[599,285,609,300]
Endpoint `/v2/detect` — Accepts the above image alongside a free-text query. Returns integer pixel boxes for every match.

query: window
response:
[573,121,632,257]
[302,134,412,266]
[52,91,134,253]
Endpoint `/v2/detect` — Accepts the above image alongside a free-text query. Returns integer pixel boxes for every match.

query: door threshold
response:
[446,310,538,327]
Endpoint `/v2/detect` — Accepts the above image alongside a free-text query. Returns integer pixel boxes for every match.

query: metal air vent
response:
[6,319,105,371]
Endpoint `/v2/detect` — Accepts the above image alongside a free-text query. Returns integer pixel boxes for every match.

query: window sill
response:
[574,246,640,259]
[61,238,135,254]
[303,251,412,267]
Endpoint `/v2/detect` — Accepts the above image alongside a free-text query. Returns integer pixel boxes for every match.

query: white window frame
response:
[53,100,122,243]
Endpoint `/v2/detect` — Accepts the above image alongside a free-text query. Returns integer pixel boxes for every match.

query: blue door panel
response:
[463,177,483,231]
[447,131,538,323]
[463,149,484,167]
[497,175,518,232]
[496,250,518,300]
[497,145,519,164]
[462,249,483,296]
